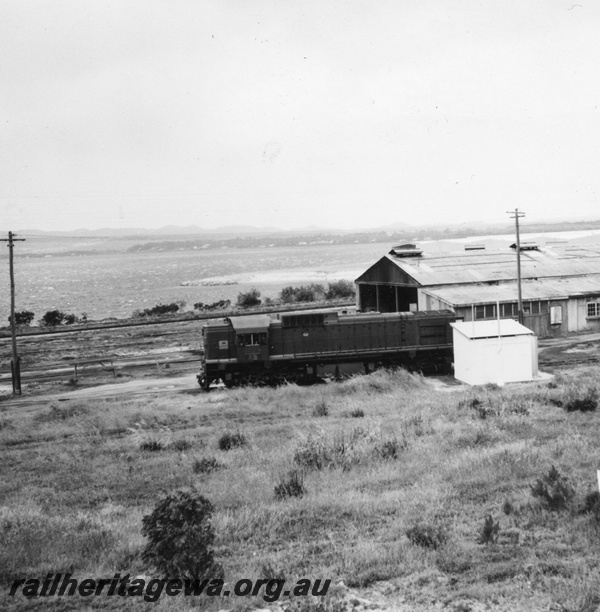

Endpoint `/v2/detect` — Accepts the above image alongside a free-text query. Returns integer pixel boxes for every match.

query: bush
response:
[405,521,447,550]
[279,284,326,304]
[171,439,192,451]
[293,425,403,471]
[193,457,224,474]
[8,310,35,326]
[193,300,231,312]
[564,385,598,412]
[237,288,261,308]
[530,466,575,511]
[313,400,329,417]
[349,408,365,418]
[325,280,355,300]
[41,309,66,326]
[218,430,247,451]
[128,421,171,451]
[40,310,83,326]
[375,437,403,460]
[477,515,500,545]
[280,286,300,304]
[136,303,180,318]
[274,469,306,499]
[141,489,223,580]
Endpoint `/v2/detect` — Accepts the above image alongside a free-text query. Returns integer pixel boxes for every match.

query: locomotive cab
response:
[229,315,271,364]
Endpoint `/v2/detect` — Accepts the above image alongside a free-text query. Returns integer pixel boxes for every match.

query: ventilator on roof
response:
[389,243,423,258]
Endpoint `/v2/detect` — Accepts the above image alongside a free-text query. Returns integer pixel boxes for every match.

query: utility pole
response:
[507,209,525,325]
[2,231,26,394]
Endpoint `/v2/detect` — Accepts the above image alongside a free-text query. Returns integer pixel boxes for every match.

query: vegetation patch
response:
[4,365,600,609]
[141,489,223,580]
[293,425,405,471]
[563,384,598,412]
[530,465,576,511]
[218,430,248,451]
[312,400,329,417]
[274,469,306,499]
[405,520,448,550]
[193,456,224,474]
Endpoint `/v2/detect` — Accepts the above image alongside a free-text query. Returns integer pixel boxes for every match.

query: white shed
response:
[450,319,538,386]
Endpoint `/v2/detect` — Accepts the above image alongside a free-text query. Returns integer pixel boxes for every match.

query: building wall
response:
[453,331,538,385]
[569,297,600,333]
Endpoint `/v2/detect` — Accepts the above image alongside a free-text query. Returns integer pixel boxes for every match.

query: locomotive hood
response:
[227,314,271,332]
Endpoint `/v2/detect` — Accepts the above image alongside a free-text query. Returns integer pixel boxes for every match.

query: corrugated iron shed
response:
[360,246,600,287]
[422,274,600,306]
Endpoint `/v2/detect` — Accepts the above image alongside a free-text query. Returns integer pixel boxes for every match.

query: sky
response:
[1,0,600,232]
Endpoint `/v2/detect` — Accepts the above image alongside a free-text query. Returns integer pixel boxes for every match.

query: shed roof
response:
[451,319,533,339]
[422,274,600,307]
[356,246,600,287]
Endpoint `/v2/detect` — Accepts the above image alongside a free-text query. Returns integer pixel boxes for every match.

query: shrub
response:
[477,515,500,545]
[293,425,402,471]
[375,437,403,460]
[193,300,231,312]
[41,309,66,326]
[39,310,82,326]
[564,385,598,413]
[141,489,223,580]
[579,491,600,520]
[349,408,365,418]
[260,561,286,581]
[325,279,355,300]
[172,439,192,451]
[279,284,326,304]
[8,310,35,326]
[237,288,261,308]
[140,440,165,452]
[136,303,180,318]
[313,400,329,417]
[193,457,224,474]
[405,521,447,550]
[530,465,575,511]
[128,421,171,451]
[274,469,306,499]
[280,286,300,304]
[218,430,247,451]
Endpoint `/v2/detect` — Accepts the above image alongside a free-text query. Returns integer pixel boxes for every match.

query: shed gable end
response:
[355,257,419,286]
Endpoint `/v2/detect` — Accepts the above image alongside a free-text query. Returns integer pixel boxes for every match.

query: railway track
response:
[0,351,201,385]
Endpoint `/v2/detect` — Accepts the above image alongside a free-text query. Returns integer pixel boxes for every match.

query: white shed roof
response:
[451,319,534,340]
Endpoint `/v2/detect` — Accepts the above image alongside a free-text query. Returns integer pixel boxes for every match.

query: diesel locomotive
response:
[197,308,456,389]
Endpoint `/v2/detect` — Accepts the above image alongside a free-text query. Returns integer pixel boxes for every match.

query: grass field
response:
[2,368,600,611]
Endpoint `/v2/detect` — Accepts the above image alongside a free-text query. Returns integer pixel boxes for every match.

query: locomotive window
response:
[282,314,324,327]
[237,333,267,346]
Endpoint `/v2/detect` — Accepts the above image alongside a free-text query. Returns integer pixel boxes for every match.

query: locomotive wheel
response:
[198,375,210,391]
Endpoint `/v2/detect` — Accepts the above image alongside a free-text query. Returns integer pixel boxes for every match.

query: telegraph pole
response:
[2,231,26,394]
[507,209,525,325]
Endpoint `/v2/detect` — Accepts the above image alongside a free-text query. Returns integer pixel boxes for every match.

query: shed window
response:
[501,303,517,318]
[475,304,496,320]
[587,302,600,318]
[237,333,267,346]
